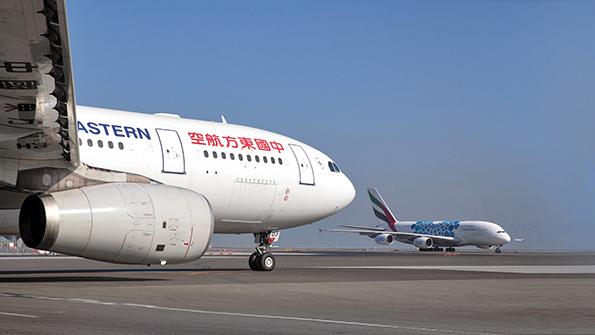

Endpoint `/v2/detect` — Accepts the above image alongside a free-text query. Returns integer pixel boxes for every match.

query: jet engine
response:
[476,245,494,249]
[374,233,394,245]
[413,237,433,249]
[19,183,214,265]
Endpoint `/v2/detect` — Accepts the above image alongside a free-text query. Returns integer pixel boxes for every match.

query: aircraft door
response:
[156,129,185,174]
[289,144,315,185]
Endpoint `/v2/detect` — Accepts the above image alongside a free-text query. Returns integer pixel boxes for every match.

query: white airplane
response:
[324,188,522,253]
[0,0,355,271]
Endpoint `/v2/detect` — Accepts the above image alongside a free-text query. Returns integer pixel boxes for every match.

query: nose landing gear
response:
[495,247,503,254]
[249,230,279,271]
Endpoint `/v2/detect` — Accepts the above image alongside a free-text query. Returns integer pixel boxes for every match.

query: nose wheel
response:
[495,247,503,253]
[249,252,276,271]
[249,231,279,271]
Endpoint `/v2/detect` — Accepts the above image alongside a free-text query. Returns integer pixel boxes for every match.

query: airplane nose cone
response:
[338,175,356,210]
[502,233,511,243]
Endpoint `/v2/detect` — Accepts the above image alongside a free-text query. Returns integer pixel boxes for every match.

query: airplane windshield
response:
[328,161,341,173]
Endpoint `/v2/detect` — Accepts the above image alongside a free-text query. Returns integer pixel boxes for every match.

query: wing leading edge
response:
[322,228,456,244]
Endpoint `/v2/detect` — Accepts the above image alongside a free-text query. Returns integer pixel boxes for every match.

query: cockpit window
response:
[333,162,341,173]
[328,161,341,173]
[328,161,336,172]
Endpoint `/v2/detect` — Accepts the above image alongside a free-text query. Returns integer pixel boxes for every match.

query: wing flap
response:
[0,0,78,176]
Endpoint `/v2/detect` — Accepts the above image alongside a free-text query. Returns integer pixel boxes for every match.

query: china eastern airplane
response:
[0,0,355,271]
[324,188,522,253]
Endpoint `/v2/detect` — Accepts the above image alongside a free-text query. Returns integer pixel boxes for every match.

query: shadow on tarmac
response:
[0,276,164,283]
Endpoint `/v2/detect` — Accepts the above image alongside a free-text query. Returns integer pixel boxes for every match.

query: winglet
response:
[221,115,228,124]
[367,187,398,232]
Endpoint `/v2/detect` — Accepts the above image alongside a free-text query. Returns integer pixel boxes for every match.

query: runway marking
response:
[0,256,80,260]
[0,311,38,318]
[314,265,595,274]
[0,292,504,335]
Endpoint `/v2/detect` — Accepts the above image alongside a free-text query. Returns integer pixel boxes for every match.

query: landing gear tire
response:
[495,247,502,254]
[259,252,276,272]
[249,252,261,271]
[249,231,279,271]
[446,247,456,252]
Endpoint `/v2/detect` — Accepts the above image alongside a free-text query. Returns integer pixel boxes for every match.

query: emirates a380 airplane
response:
[0,0,355,271]
[324,188,522,253]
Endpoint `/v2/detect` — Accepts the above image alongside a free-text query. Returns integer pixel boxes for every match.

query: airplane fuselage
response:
[74,106,355,234]
[392,220,511,248]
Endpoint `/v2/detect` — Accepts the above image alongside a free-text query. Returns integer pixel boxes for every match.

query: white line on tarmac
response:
[0,256,80,260]
[0,293,503,335]
[313,265,595,274]
[0,256,245,260]
[0,311,38,318]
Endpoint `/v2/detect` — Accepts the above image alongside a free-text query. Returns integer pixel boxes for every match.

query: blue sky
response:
[67,1,595,250]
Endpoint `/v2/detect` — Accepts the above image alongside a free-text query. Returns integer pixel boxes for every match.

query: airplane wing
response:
[322,228,457,244]
[339,225,386,231]
[0,0,79,192]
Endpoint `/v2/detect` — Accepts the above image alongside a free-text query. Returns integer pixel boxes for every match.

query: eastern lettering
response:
[87,122,100,135]
[76,121,151,140]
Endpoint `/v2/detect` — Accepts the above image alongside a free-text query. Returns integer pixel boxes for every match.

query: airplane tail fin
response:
[367,187,398,232]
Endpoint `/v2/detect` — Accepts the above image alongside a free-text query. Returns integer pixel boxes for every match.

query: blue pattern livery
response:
[410,220,460,237]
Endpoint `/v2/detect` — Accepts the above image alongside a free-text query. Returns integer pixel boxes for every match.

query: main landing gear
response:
[420,247,456,252]
[249,230,279,271]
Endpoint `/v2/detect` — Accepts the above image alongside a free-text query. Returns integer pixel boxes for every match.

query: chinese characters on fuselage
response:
[188,132,284,153]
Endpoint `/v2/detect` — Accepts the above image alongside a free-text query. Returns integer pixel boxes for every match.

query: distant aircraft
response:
[323,188,523,253]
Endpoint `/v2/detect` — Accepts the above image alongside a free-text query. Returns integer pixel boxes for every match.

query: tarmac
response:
[0,251,594,335]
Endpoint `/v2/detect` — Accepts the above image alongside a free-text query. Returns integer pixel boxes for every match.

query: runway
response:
[0,251,594,335]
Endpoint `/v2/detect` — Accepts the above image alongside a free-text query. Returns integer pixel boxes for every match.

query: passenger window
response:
[108,141,114,149]
[247,155,252,162]
[238,154,243,161]
[87,139,93,147]
[78,138,82,146]
[212,151,218,159]
[97,140,104,148]
[204,150,209,158]
[263,156,268,163]
[255,155,260,163]
[230,153,235,160]
[328,161,335,172]
[221,152,226,159]
[271,157,276,164]
[278,158,283,165]
[118,142,124,150]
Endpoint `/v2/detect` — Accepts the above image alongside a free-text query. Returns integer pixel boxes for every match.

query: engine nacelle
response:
[413,237,433,249]
[19,183,214,265]
[476,245,494,249]
[374,233,394,245]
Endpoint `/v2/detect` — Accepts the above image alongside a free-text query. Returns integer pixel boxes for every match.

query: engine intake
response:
[413,237,433,249]
[374,233,394,245]
[19,183,214,265]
